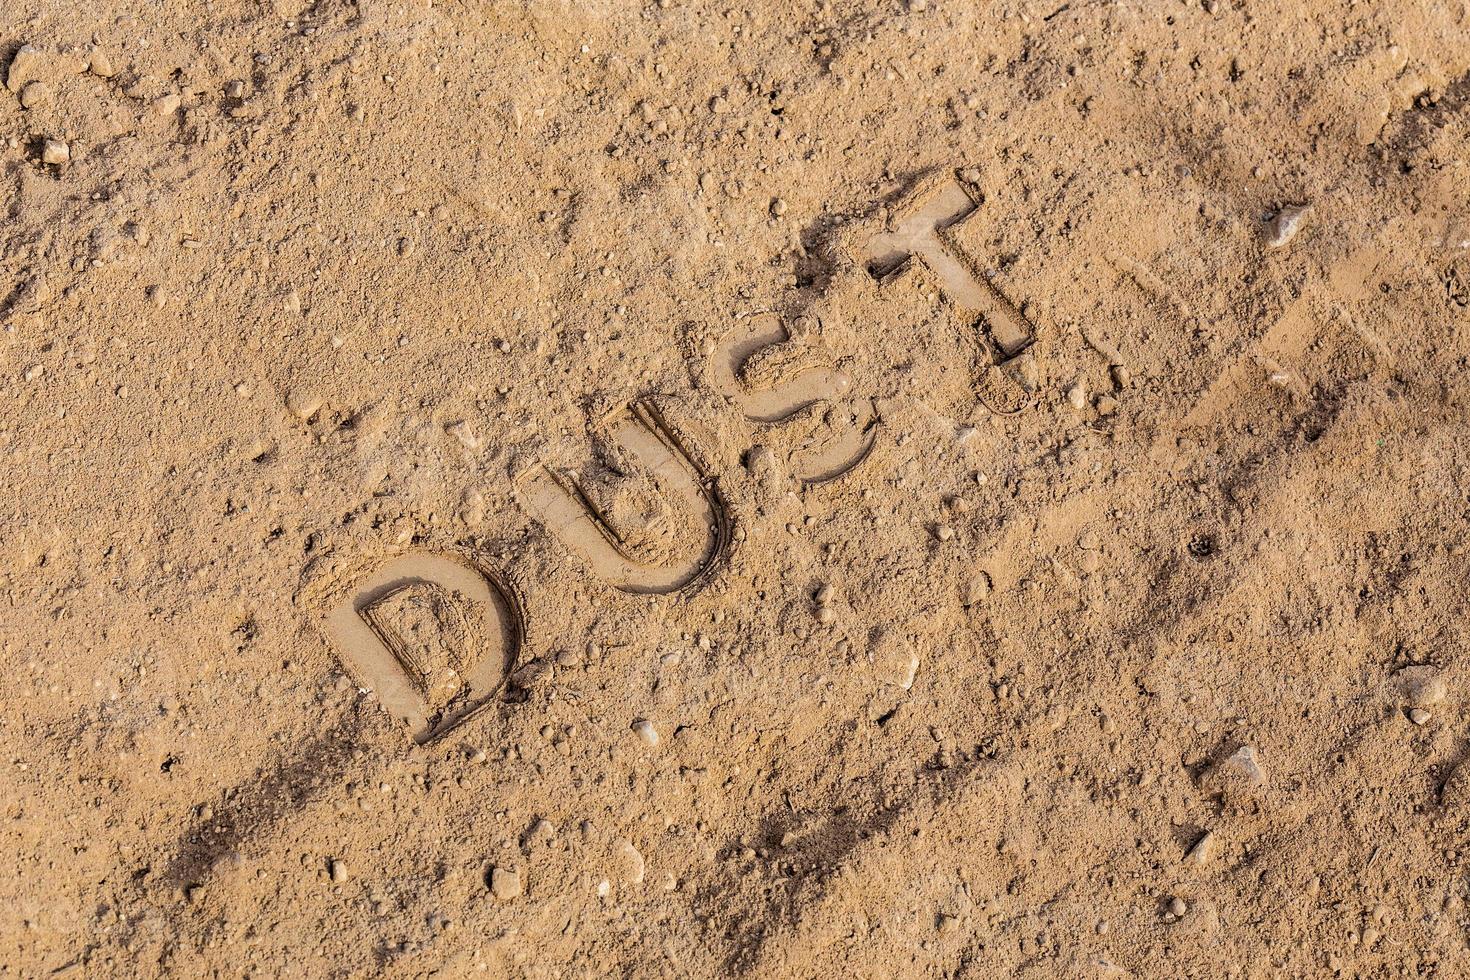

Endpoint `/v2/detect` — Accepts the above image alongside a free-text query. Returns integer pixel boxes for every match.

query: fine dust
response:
[3,1,1470,977]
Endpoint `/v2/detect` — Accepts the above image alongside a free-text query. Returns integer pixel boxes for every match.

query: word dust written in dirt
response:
[317,170,1042,744]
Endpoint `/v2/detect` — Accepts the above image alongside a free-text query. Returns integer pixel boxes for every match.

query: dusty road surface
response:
[3,1,1470,976]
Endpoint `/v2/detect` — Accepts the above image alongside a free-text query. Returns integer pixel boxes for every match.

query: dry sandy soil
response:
[4,0,1470,976]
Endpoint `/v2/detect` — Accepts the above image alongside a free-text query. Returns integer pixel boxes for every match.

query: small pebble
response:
[1111,364,1132,389]
[489,866,522,901]
[770,197,787,217]
[632,719,660,747]
[815,605,836,624]
[285,389,322,420]
[89,51,116,78]
[1226,745,1266,782]
[7,45,45,93]
[19,81,52,109]
[873,630,920,690]
[22,364,43,382]
[614,840,645,884]
[1185,830,1215,865]
[1168,896,1188,917]
[446,421,480,449]
[1265,203,1311,250]
[1202,745,1267,801]
[1066,383,1086,410]
[935,524,954,541]
[1394,666,1446,707]
[329,859,348,883]
[42,139,69,165]
[1095,394,1118,416]
[1409,708,1431,726]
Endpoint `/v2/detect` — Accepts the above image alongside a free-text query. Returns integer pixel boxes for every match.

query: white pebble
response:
[632,719,659,747]
[1184,830,1215,865]
[1265,204,1310,249]
[614,840,645,885]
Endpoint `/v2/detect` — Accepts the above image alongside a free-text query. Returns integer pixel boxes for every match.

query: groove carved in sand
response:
[711,313,879,484]
[324,553,522,744]
[520,400,731,594]
[864,177,1034,361]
